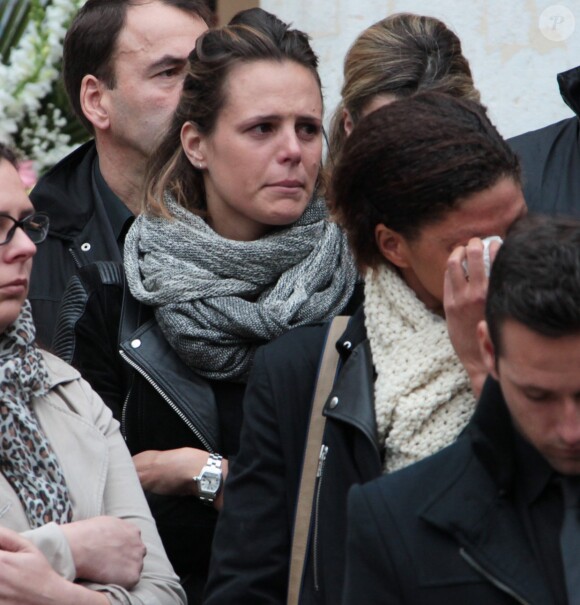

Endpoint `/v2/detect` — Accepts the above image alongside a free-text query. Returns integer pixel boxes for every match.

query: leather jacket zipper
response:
[313,444,328,592]
[119,349,214,453]
[459,548,530,605]
[69,247,82,269]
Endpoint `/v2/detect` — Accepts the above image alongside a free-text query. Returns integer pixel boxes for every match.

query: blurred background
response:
[2,0,578,174]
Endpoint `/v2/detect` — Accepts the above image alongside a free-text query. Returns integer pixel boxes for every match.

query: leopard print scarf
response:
[0,301,73,528]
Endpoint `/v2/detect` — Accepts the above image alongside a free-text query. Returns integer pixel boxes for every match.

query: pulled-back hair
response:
[331,92,521,270]
[63,0,211,133]
[143,8,321,218]
[486,215,580,356]
[327,13,479,167]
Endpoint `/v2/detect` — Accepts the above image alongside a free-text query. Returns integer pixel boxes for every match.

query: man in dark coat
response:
[29,0,209,346]
[508,65,580,218]
[344,216,580,605]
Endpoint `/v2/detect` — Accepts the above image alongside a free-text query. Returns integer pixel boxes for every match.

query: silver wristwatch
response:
[193,453,223,503]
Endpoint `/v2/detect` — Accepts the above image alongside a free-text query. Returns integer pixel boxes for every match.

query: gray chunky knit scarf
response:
[124,195,358,380]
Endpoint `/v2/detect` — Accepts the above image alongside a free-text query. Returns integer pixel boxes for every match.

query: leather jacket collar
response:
[324,306,381,461]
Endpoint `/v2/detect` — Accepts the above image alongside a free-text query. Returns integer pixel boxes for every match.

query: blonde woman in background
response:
[326,12,481,169]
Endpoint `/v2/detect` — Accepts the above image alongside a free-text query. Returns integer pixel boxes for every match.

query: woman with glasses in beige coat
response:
[0,144,184,605]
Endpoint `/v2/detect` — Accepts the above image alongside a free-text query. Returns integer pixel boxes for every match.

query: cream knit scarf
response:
[364,264,475,474]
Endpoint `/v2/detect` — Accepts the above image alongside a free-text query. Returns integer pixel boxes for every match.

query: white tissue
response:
[462,235,503,277]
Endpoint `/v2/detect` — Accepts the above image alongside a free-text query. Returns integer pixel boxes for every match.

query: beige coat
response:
[4,351,186,605]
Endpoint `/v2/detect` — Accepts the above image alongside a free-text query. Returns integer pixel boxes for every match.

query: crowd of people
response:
[1,1,580,604]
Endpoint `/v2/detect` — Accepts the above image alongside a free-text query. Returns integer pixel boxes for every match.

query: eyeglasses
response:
[0,212,49,246]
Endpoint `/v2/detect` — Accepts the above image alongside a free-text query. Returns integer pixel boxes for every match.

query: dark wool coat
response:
[508,65,580,219]
[204,307,383,605]
[343,378,559,605]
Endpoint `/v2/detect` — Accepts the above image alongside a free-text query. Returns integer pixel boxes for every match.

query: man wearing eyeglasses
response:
[28,0,210,346]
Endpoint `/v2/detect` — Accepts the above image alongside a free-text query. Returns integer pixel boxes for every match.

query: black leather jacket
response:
[53,261,244,604]
[30,141,125,347]
[53,261,237,452]
[205,307,383,605]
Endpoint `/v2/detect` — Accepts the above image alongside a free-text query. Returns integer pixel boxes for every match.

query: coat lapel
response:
[33,352,109,520]
[419,384,555,605]
[324,339,381,476]
[423,474,551,603]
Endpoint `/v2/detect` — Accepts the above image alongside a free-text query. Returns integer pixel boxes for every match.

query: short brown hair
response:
[331,93,521,270]
[487,216,580,356]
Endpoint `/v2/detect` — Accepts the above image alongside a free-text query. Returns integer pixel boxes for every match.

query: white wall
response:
[261,0,580,138]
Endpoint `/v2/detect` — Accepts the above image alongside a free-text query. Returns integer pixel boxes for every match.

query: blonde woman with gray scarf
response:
[53,9,357,603]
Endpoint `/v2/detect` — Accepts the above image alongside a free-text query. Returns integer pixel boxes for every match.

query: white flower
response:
[0,0,88,170]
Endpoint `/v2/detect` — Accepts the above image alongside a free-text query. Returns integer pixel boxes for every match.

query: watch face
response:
[201,472,221,494]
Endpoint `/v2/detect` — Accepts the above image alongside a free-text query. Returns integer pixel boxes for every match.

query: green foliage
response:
[0,1,32,63]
